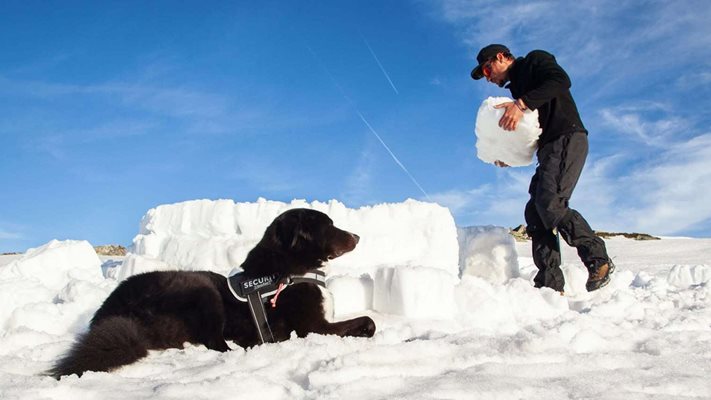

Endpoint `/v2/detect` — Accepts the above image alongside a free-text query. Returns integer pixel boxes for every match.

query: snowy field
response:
[1,199,710,400]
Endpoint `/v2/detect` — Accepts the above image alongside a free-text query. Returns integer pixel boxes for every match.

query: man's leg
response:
[534,132,612,289]
[525,199,564,291]
[557,209,609,271]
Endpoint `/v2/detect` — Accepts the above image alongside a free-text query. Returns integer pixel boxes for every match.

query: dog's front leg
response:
[330,316,376,338]
[274,285,376,340]
[296,316,376,339]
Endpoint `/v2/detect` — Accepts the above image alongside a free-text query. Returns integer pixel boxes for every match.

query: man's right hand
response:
[494,160,510,168]
[494,102,524,131]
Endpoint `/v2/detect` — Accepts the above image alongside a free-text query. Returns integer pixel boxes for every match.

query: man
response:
[471,44,613,292]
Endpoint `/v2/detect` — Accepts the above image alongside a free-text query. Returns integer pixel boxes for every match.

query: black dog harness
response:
[226,270,326,344]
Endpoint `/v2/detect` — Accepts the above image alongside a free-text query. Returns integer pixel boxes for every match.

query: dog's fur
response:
[49,208,376,378]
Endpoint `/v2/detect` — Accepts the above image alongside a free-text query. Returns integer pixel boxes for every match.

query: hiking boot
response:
[586,260,615,292]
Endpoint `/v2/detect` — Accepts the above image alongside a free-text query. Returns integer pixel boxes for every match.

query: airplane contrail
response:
[361,35,399,95]
[306,45,430,201]
[356,111,431,201]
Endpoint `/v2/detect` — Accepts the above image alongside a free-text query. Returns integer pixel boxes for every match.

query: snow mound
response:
[474,96,542,167]
[455,276,569,334]
[667,264,711,288]
[0,240,108,336]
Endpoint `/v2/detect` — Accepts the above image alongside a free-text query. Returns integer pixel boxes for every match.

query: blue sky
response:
[2,0,711,252]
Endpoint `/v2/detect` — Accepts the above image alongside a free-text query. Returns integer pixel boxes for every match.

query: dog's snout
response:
[351,233,360,244]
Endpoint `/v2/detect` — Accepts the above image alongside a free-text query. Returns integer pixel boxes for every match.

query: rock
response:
[93,245,128,256]
[594,231,660,240]
[508,226,660,241]
[509,225,530,242]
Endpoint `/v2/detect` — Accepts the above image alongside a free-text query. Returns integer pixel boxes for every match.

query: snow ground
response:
[1,206,710,399]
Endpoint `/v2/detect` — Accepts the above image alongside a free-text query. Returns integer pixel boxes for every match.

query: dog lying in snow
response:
[49,208,375,378]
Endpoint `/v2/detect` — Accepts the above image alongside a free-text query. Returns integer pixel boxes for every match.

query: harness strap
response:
[226,269,327,344]
[291,273,326,286]
[246,292,274,343]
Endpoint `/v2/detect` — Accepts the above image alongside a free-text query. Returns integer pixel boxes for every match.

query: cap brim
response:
[470,65,484,80]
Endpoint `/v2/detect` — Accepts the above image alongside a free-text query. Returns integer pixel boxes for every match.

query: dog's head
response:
[255,208,359,273]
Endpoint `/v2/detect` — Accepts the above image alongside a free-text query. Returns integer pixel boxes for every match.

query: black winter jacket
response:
[505,50,587,147]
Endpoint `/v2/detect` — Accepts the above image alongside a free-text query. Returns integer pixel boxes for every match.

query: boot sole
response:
[586,262,615,292]
[586,275,611,292]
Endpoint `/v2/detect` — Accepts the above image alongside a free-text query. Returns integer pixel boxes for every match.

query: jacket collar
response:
[504,56,525,89]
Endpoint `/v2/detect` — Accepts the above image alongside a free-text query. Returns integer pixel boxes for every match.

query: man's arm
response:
[519,50,571,111]
[495,51,567,131]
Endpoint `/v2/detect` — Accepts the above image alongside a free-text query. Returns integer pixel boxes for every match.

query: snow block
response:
[373,266,457,319]
[457,226,519,284]
[474,96,542,167]
[327,275,374,317]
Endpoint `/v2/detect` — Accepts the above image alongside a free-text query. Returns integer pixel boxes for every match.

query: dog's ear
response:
[270,211,305,250]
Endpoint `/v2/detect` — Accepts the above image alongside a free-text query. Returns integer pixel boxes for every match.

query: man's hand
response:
[494,160,510,168]
[494,101,524,131]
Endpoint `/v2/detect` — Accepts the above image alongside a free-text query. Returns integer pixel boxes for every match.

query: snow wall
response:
[0,199,528,327]
[115,198,519,319]
[119,198,460,278]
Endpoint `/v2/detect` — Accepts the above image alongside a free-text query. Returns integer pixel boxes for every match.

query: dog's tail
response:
[47,316,149,379]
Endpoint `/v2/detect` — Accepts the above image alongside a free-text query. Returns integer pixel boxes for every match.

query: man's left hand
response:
[494,101,524,131]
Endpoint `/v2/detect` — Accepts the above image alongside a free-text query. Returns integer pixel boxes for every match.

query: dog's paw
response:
[352,316,376,338]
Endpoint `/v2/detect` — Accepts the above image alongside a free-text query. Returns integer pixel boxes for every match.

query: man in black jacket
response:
[471,44,613,292]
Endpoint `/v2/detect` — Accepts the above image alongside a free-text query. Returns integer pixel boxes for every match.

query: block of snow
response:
[458,226,519,284]
[372,266,458,319]
[474,96,542,167]
[327,275,374,317]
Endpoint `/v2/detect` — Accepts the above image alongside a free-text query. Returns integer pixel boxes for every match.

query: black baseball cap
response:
[470,44,510,80]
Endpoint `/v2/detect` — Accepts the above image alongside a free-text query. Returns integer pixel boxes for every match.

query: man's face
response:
[483,53,509,87]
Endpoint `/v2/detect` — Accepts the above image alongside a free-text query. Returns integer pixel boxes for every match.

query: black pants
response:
[525,131,609,291]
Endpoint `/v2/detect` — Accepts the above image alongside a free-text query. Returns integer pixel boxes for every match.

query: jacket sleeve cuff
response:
[520,95,538,111]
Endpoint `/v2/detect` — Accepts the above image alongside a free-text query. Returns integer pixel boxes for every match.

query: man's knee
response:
[531,192,570,230]
[524,200,546,236]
